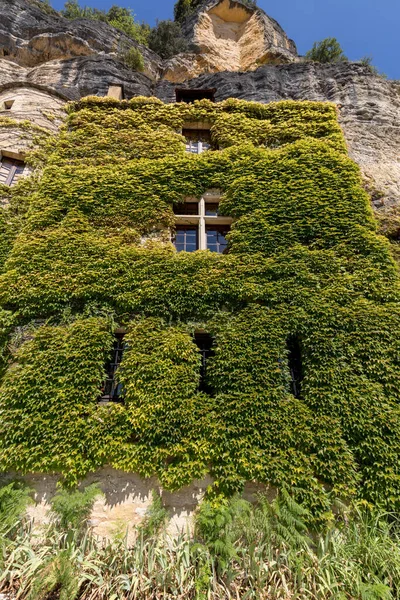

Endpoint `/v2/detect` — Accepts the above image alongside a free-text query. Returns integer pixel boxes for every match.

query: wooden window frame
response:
[173,191,232,253]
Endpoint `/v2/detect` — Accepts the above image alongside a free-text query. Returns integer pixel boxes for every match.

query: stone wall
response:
[0,469,267,542]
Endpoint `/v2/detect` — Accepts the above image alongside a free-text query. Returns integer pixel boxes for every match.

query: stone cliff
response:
[0,0,399,210]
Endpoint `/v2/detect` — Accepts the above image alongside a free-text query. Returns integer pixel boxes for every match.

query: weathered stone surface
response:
[0,56,154,101]
[0,0,162,81]
[157,62,400,210]
[164,0,298,83]
[0,468,269,541]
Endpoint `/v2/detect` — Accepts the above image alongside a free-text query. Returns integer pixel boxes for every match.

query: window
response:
[174,226,198,252]
[194,332,214,393]
[182,128,212,154]
[107,85,124,100]
[99,333,125,403]
[0,157,25,187]
[3,100,14,110]
[175,88,216,103]
[206,226,229,254]
[173,192,232,253]
[287,335,303,398]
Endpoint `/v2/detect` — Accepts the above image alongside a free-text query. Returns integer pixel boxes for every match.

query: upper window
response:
[0,157,26,187]
[3,100,14,110]
[175,88,216,104]
[99,332,125,403]
[173,192,232,253]
[182,128,212,154]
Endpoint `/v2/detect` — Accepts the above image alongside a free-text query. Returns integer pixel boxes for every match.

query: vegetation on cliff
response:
[61,1,151,45]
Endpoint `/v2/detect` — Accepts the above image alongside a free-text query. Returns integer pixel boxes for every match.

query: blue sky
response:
[50,0,400,79]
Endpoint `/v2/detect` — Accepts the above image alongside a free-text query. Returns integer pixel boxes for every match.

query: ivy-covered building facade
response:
[1,90,400,522]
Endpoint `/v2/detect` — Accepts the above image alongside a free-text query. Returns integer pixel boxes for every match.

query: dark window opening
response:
[99,333,125,403]
[206,225,230,254]
[194,332,214,393]
[173,225,198,252]
[287,335,303,399]
[4,100,14,110]
[0,157,25,187]
[205,202,219,216]
[173,202,199,216]
[176,88,216,104]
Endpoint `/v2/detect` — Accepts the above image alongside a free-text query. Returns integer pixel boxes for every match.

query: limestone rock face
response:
[164,0,298,83]
[0,0,162,81]
[0,56,154,100]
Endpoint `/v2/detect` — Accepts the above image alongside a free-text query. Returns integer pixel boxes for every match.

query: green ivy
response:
[0,97,399,517]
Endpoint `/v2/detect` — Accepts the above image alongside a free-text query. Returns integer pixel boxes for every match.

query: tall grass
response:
[1,484,400,599]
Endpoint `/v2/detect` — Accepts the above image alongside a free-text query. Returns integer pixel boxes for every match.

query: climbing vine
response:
[0,96,399,518]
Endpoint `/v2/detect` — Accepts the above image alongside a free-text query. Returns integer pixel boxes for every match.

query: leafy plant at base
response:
[0,481,32,538]
[26,550,80,600]
[50,484,102,533]
[306,37,348,63]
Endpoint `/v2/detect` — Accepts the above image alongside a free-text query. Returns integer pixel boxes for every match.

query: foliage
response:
[360,55,388,78]
[118,45,145,71]
[62,1,150,45]
[0,96,400,517]
[27,0,58,15]
[27,551,80,600]
[50,484,102,531]
[148,20,188,59]
[306,37,348,63]
[0,482,32,538]
[1,501,400,598]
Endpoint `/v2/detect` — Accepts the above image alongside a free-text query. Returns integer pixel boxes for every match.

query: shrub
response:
[0,481,32,536]
[305,37,348,63]
[118,45,145,72]
[62,1,150,45]
[148,20,188,59]
[360,55,387,78]
[50,484,102,532]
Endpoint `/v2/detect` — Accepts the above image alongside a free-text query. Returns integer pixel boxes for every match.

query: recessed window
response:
[194,332,214,393]
[182,128,212,154]
[4,100,14,110]
[0,157,26,187]
[173,193,232,253]
[107,85,124,100]
[99,333,125,403]
[176,88,216,103]
[287,335,303,399]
